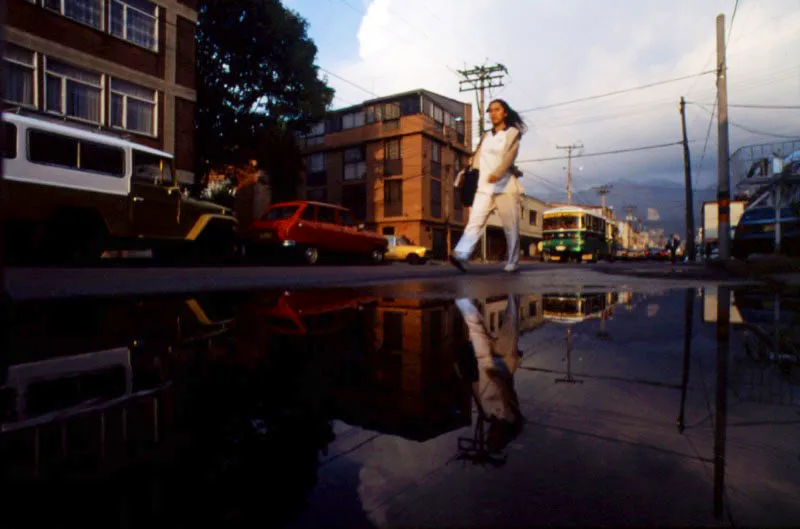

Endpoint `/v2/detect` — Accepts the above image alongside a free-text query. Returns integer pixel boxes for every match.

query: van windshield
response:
[133,150,173,186]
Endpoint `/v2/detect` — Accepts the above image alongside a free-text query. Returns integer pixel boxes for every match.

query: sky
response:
[284,0,800,202]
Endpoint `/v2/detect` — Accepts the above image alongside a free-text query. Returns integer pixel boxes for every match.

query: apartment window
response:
[305,121,325,145]
[384,179,403,217]
[365,105,382,124]
[431,141,442,163]
[45,59,102,123]
[28,129,124,177]
[46,0,103,29]
[3,45,35,107]
[433,106,443,124]
[384,139,402,160]
[530,210,538,226]
[110,0,158,50]
[342,111,365,129]
[309,152,326,172]
[343,184,367,220]
[344,147,366,181]
[431,178,442,218]
[307,188,327,202]
[383,103,400,121]
[110,78,156,135]
[453,187,463,222]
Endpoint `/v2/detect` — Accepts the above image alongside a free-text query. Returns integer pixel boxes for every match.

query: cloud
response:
[322,0,800,192]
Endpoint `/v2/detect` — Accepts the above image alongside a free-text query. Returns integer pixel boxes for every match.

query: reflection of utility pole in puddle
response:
[678,288,694,434]
[714,286,730,521]
[556,327,584,385]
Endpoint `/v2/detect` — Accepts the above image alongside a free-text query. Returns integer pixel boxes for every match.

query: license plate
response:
[260,232,274,240]
[556,245,566,251]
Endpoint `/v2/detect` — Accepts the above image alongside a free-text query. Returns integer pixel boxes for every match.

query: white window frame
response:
[46,0,105,31]
[2,46,38,109]
[109,78,158,137]
[109,0,160,52]
[44,57,104,126]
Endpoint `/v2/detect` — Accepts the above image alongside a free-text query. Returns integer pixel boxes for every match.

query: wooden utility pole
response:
[557,143,583,204]
[680,96,696,262]
[459,64,507,262]
[716,14,732,261]
[593,184,613,212]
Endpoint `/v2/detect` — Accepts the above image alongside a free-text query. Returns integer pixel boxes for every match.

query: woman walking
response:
[451,99,526,273]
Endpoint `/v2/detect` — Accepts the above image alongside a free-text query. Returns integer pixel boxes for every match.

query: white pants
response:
[454,192,520,266]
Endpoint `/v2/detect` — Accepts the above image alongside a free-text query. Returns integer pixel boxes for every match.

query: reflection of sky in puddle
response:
[1,287,799,528]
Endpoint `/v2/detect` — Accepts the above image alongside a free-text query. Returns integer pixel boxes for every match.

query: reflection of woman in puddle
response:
[455,295,524,454]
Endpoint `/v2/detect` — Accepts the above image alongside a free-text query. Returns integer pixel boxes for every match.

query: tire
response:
[370,248,386,265]
[406,253,421,265]
[45,214,107,265]
[304,247,320,265]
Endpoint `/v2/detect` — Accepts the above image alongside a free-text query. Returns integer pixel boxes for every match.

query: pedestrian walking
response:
[451,99,526,273]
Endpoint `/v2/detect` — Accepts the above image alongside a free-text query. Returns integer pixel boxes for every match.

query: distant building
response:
[486,193,548,260]
[297,89,474,260]
[4,0,198,184]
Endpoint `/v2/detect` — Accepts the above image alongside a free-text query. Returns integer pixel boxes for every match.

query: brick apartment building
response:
[298,89,473,260]
[3,0,198,183]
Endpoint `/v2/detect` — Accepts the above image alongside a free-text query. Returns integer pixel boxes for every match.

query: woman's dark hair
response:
[489,99,527,135]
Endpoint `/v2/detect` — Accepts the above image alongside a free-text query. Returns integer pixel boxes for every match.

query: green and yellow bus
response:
[542,206,615,262]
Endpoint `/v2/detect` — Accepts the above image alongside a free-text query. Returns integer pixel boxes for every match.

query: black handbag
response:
[459,168,480,207]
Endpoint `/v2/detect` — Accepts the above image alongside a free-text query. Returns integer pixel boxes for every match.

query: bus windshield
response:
[543,215,581,230]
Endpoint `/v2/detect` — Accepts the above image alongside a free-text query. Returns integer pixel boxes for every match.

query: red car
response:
[246,201,388,265]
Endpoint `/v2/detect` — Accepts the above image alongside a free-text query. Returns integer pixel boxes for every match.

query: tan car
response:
[1,112,239,264]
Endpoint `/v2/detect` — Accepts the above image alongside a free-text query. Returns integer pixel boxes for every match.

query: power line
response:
[688,102,800,110]
[695,100,717,188]
[727,0,741,43]
[695,103,800,140]
[516,141,684,164]
[517,70,716,114]
[317,67,378,98]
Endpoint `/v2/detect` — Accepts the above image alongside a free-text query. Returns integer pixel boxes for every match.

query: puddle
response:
[1,287,799,528]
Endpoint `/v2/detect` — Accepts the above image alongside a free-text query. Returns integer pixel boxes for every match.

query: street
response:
[3,260,750,300]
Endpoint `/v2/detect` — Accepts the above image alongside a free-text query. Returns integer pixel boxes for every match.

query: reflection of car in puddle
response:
[252,289,378,335]
[733,290,800,367]
[542,292,619,324]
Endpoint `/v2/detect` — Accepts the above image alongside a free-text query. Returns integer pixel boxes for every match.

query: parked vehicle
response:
[245,201,388,265]
[646,247,668,261]
[1,112,239,264]
[385,235,430,264]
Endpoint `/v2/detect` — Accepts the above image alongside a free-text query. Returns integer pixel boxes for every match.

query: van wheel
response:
[371,248,385,265]
[305,247,320,265]
[406,254,421,265]
[46,215,107,265]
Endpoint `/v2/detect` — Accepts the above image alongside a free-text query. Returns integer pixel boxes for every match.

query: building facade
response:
[485,193,548,261]
[298,89,473,260]
[4,0,198,183]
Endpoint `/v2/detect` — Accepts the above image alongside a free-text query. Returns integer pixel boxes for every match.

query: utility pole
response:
[716,14,732,261]
[557,143,583,204]
[680,97,696,262]
[459,63,508,262]
[593,184,613,213]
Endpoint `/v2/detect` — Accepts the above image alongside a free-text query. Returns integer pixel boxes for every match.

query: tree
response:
[196,0,333,200]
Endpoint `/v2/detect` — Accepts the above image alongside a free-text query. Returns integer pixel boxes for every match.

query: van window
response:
[80,141,124,177]
[263,206,298,220]
[301,205,316,221]
[133,150,173,185]
[29,129,78,168]
[339,210,356,227]
[2,123,16,159]
[318,207,337,224]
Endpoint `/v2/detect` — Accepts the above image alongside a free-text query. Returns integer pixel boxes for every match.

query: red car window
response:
[301,205,317,221]
[339,210,356,227]
[263,206,298,221]
[318,207,337,224]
